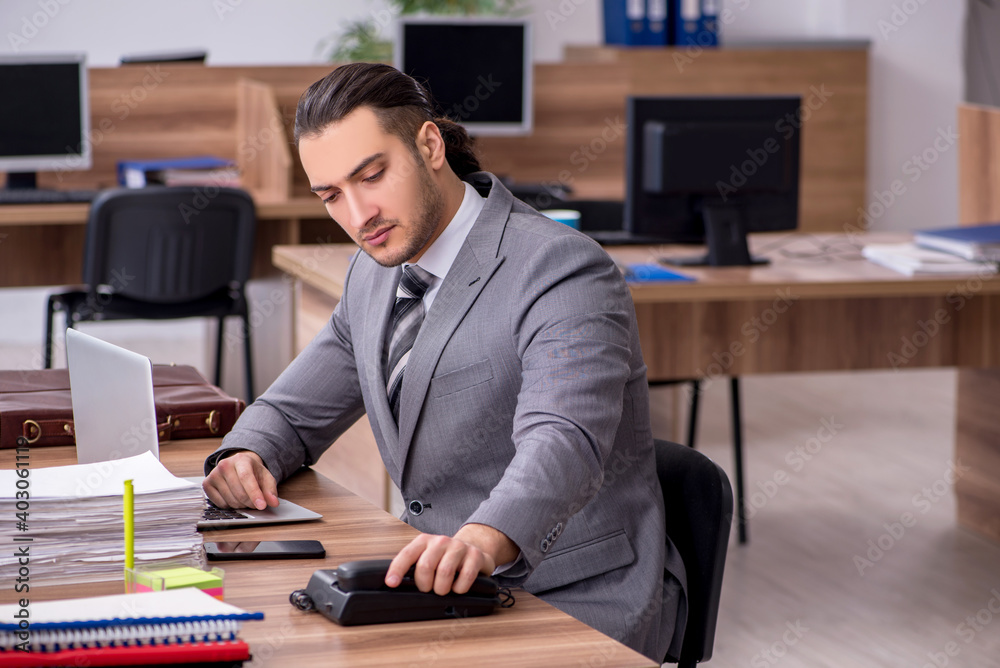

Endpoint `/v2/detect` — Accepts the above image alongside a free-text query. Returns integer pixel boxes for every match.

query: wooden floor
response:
[652,369,1000,668]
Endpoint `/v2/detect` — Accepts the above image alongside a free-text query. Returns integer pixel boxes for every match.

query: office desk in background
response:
[0,440,652,668]
[0,197,333,287]
[272,233,1000,545]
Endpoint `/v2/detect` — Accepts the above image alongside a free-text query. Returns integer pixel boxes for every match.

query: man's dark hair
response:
[294,62,481,178]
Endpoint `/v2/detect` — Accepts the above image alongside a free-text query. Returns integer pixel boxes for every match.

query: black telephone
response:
[289,558,511,625]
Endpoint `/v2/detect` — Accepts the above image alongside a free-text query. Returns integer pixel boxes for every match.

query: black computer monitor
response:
[626,95,802,266]
[395,17,532,136]
[0,53,91,190]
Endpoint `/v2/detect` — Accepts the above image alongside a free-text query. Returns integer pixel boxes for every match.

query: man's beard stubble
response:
[362,163,445,268]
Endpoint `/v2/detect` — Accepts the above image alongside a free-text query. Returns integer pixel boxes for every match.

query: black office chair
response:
[655,438,733,667]
[43,186,257,402]
[655,377,749,546]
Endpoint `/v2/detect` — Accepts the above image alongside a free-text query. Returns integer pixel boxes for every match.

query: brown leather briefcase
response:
[0,365,245,449]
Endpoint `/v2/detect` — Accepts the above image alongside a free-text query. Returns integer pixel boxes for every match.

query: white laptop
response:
[65,329,321,529]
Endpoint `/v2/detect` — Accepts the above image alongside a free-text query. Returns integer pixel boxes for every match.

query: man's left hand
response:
[385,523,517,596]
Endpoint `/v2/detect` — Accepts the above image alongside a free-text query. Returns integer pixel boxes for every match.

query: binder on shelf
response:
[116,155,240,188]
[603,0,668,46]
[669,0,719,47]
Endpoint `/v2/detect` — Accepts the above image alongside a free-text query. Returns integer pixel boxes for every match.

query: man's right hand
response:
[203,451,279,510]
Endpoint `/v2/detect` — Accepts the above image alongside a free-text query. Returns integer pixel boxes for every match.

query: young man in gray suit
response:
[203,63,685,662]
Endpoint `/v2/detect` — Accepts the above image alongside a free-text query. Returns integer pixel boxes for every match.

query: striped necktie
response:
[385,264,435,423]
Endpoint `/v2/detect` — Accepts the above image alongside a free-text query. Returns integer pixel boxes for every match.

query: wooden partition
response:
[41,63,332,196]
[958,103,1000,225]
[955,103,1000,544]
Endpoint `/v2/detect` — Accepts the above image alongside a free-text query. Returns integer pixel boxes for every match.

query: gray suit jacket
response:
[207,173,685,660]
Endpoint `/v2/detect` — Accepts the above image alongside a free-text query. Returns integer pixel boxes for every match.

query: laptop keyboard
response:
[203,500,251,522]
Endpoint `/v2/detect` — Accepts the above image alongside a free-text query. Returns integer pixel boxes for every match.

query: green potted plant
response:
[318,0,523,63]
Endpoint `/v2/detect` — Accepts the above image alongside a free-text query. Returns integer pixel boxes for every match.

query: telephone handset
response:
[335,559,499,596]
[290,558,513,626]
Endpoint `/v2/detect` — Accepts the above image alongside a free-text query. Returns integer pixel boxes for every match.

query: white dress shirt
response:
[402,180,485,309]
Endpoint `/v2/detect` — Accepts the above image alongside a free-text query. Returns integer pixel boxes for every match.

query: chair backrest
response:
[82,187,256,304]
[654,438,733,666]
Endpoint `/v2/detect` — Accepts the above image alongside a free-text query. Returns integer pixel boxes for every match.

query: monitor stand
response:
[661,205,769,267]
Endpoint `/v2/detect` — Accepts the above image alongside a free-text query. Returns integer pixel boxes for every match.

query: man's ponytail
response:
[434,116,481,178]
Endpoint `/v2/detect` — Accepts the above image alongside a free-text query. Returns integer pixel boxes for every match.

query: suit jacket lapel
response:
[361,264,404,478]
[396,173,513,462]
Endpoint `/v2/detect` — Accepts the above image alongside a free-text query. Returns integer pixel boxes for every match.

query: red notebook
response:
[0,639,250,667]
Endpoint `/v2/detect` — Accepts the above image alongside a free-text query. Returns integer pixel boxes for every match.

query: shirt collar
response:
[407,181,485,282]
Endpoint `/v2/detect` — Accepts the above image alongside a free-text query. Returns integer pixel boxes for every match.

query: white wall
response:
[1,0,392,65]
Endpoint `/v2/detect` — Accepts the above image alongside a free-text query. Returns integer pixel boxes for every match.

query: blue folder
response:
[622,263,695,283]
[116,155,235,187]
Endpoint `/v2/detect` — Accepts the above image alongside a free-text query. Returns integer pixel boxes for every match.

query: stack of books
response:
[117,156,241,189]
[0,588,263,667]
[861,242,998,276]
[914,223,1000,262]
[0,452,205,587]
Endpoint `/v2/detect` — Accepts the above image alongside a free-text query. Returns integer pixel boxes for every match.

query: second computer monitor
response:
[626,95,802,266]
[395,17,532,136]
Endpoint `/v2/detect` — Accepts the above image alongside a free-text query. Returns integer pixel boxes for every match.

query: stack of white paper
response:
[0,452,205,587]
[862,242,998,276]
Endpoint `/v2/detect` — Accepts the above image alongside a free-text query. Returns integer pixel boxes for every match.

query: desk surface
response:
[272,232,1000,379]
[0,441,651,667]
[273,232,1000,304]
[0,196,326,227]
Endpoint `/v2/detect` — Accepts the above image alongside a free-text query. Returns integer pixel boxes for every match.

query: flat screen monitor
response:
[626,95,802,266]
[0,53,91,189]
[395,17,532,136]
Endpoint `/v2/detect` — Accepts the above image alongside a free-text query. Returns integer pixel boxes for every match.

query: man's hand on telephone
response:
[385,523,517,595]
[203,450,279,510]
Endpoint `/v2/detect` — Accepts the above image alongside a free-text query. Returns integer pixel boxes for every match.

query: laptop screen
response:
[66,329,159,464]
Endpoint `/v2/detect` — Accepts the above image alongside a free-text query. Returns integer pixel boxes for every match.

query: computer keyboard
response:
[0,188,98,204]
[203,500,251,522]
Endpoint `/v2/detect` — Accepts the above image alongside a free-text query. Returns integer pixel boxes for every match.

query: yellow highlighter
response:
[124,479,135,572]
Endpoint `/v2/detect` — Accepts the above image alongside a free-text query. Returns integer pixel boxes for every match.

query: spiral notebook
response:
[0,588,263,663]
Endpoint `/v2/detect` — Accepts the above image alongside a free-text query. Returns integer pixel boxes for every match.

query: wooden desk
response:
[0,196,332,287]
[0,441,652,667]
[271,233,1000,544]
